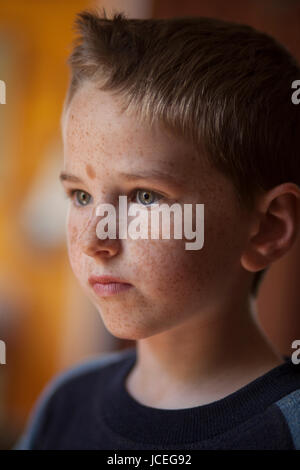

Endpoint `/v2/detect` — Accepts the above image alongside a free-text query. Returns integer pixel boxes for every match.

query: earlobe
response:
[240,183,300,273]
[240,245,270,273]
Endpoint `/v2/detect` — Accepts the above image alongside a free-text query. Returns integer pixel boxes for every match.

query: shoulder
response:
[36,347,133,397]
[13,348,135,450]
[274,388,300,450]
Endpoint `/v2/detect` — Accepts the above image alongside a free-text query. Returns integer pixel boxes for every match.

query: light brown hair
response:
[64,9,300,296]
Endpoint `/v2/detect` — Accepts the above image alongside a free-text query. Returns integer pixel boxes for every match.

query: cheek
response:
[66,210,86,279]
[125,205,244,305]
[201,201,247,293]
[126,238,207,300]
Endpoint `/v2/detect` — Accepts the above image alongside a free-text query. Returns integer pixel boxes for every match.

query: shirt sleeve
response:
[11,363,76,450]
[11,349,130,449]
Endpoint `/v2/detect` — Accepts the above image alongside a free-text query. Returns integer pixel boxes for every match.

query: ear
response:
[241,183,300,273]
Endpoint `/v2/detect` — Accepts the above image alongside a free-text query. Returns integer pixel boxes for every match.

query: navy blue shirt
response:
[15,347,300,449]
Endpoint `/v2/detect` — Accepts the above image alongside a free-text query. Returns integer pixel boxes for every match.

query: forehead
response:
[62,81,202,183]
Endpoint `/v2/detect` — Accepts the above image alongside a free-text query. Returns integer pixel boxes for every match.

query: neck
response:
[125,297,284,409]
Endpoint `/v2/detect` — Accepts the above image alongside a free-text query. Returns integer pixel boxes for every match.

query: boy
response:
[15,10,300,449]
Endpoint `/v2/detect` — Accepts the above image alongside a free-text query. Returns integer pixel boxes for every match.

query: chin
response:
[101,319,159,341]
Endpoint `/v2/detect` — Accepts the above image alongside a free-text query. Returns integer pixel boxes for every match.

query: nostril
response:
[83,236,120,259]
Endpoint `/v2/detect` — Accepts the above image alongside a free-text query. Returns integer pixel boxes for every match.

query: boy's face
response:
[61,81,252,339]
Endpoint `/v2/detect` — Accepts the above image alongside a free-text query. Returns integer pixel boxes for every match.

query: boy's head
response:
[60,10,300,339]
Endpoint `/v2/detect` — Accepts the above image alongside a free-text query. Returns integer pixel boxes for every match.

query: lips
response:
[88,274,133,297]
[88,275,131,286]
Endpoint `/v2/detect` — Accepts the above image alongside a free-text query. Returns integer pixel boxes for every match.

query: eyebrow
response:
[119,170,183,187]
[59,169,183,188]
[59,172,84,183]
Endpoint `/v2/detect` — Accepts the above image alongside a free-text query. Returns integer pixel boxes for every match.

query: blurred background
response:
[0,0,300,450]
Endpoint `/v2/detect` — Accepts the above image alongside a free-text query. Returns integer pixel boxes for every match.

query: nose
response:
[80,211,121,259]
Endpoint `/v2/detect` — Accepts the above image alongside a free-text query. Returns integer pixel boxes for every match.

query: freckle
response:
[86,163,95,179]
[71,226,78,244]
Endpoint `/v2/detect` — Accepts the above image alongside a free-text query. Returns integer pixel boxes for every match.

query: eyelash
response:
[64,188,165,208]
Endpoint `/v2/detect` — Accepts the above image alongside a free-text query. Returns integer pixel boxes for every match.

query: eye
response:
[133,189,163,206]
[65,189,92,207]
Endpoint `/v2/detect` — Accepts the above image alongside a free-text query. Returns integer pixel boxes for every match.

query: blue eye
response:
[65,188,163,207]
[134,189,163,206]
[66,189,91,207]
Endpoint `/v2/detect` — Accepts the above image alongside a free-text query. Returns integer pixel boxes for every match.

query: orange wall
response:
[0,0,93,436]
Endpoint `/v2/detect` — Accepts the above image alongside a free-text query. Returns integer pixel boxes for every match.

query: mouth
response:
[88,275,133,297]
